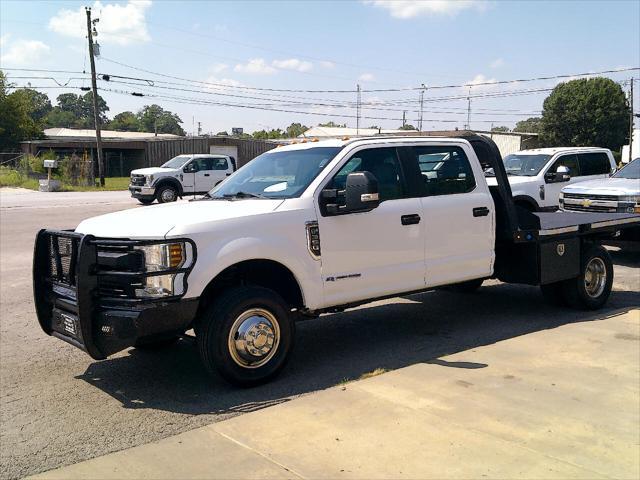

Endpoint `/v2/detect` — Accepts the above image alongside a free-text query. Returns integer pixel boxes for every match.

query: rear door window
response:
[411,145,476,196]
[211,157,229,170]
[578,152,611,175]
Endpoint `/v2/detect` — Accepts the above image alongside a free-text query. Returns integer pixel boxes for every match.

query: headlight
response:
[145,174,154,186]
[134,242,194,298]
[620,195,640,204]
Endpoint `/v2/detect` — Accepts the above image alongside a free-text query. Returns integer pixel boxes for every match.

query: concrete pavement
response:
[32,309,640,480]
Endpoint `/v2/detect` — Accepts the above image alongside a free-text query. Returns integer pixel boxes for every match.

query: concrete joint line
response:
[214,429,307,479]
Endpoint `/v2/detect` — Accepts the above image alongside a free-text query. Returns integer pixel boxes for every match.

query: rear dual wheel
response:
[540,245,613,310]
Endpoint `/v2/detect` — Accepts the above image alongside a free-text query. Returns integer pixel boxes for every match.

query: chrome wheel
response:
[584,257,607,298]
[160,188,176,202]
[228,308,280,369]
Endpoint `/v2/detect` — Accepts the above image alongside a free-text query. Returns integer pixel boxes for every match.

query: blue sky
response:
[1,0,638,134]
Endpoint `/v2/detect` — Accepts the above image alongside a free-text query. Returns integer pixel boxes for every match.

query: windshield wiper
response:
[222,191,266,200]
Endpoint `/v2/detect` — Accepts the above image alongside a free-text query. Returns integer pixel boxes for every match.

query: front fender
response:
[184,234,323,310]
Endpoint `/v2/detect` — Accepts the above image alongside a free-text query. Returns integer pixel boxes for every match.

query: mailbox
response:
[43,159,58,169]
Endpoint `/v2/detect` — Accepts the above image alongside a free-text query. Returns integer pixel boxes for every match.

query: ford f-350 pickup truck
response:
[33,133,640,386]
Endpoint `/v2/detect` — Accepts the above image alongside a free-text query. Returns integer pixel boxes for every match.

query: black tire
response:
[540,281,567,307]
[562,245,613,310]
[138,198,154,205]
[447,278,484,293]
[196,286,294,387]
[157,185,178,203]
[134,335,179,350]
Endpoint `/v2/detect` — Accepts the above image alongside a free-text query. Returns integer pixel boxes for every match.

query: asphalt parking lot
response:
[1,188,639,480]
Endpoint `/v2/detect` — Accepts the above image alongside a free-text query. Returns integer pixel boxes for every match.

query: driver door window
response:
[550,154,579,177]
[328,147,405,202]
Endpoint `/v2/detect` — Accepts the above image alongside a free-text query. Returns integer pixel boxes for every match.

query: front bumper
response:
[129,185,156,199]
[33,230,198,359]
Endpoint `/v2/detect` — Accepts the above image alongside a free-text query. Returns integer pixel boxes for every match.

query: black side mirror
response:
[545,166,570,183]
[322,171,380,215]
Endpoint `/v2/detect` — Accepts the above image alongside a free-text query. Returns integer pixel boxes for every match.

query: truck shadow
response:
[77,283,639,416]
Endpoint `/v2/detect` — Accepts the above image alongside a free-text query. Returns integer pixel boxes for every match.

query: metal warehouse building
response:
[21,129,276,177]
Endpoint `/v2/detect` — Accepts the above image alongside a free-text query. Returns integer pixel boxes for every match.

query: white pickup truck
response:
[490,147,616,211]
[129,154,236,204]
[34,134,640,386]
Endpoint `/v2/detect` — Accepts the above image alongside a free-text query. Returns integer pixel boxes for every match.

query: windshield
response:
[209,147,342,199]
[502,154,551,176]
[161,155,192,169]
[613,158,640,179]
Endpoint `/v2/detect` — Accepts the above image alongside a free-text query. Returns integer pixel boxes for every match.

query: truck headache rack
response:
[33,230,197,359]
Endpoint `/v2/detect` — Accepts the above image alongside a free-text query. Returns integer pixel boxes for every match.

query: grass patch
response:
[0,168,129,192]
[359,368,389,380]
[61,177,130,192]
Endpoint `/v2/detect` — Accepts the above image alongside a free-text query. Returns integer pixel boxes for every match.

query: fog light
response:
[135,274,174,298]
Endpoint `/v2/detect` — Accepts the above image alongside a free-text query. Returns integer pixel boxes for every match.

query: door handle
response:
[473,207,490,217]
[401,214,421,225]
[204,173,210,177]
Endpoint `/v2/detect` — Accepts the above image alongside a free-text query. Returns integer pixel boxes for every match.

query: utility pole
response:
[629,78,634,163]
[197,121,202,136]
[402,110,406,128]
[86,7,104,186]
[418,84,425,132]
[356,84,361,135]
[465,86,472,131]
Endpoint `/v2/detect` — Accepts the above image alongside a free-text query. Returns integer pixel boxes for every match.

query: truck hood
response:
[75,199,285,238]
[561,178,640,196]
[130,167,176,176]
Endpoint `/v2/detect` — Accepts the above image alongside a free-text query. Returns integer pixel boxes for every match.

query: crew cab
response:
[129,154,236,204]
[34,134,639,386]
[489,147,616,211]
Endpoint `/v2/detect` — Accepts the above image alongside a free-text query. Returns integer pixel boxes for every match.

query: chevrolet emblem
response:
[581,199,592,207]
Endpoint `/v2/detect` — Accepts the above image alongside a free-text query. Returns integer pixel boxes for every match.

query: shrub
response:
[0,167,26,187]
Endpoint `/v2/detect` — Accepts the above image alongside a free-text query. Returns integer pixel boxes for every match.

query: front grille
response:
[564,204,617,213]
[564,193,618,201]
[48,235,80,286]
[130,174,145,186]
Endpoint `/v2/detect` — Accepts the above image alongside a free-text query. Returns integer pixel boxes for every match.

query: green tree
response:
[106,111,140,131]
[491,126,510,132]
[252,128,283,139]
[513,117,542,134]
[45,92,109,128]
[136,104,185,135]
[318,121,346,128]
[285,122,308,137]
[0,72,44,151]
[10,88,52,121]
[540,77,630,150]
[398,124,416,130]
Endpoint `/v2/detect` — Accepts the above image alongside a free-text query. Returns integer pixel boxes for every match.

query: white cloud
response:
[49,0,152,46]
[0,33,10,49]
[209,63,229,74]
[234,58,276,75]
[205,76,244,89]
[464,73,498,92]
[0,38,51,66]
[358,72,375,82]
[364,0,487,18]
[320,60,335,69]
[272,58,313,72]
[490,58,504,68]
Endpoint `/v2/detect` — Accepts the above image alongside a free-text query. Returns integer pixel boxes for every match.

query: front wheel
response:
[157,185,178,203]
[196,286,294,387]
[562,245,613,310]
[138,198,154,205]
